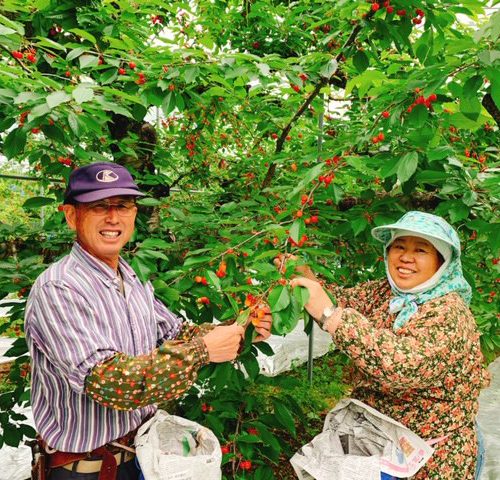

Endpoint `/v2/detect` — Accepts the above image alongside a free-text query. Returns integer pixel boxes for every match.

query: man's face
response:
[64,196,137,269]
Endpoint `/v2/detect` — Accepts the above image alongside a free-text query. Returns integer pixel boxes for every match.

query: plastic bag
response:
[135,410,222,480]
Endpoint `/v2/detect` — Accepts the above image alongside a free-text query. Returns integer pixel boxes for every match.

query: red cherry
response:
[427,93,437,102]
[118,68,126,75]
[221,445,230,455]
[31,127,40,134]
[299,73,308,81]
[252,41,260,49]
[12,51,23,59]
[285,135,291,141]
[377,132,385,141]
[397,9,406,16]
[382,111,390,118]
[240,460,252,471]
[372,136,379,144]
[310,215,319,223]
[415,8,425,17]
[271,133,278,139]
[386,5,394,13]
[412,17,422,24]
[290,83,301,93]
[26,53,36,63]
[372,3,380,12]
[128,61,136,69]
[65,70,71,77]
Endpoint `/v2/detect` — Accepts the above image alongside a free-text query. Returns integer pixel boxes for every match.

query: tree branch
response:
[260,15,371,190]
[482,93,500,127]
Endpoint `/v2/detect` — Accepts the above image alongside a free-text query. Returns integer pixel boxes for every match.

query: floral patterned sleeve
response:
[332,294,473,390]
[85,337,209,410]
[327,279,391,317]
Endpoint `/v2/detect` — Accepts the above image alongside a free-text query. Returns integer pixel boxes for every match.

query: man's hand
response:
[273,253,318,282]
[202,323,245,362]
[248,304,272,342]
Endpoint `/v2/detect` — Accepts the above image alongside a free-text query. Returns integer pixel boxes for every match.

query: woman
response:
[286,211,489,479]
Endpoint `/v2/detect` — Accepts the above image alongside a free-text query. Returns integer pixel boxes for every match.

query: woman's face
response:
[387,236,442,289]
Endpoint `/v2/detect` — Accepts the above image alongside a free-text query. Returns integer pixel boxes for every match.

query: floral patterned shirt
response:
[329,279,489,479]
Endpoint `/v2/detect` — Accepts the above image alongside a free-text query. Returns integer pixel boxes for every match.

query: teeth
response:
[398,267,415,274]
[100,231,120,238]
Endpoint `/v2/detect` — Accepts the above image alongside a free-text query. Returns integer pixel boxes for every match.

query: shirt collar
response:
[70,242,138,286]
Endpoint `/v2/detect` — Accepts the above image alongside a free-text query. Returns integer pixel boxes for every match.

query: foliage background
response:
[0,0,499,477]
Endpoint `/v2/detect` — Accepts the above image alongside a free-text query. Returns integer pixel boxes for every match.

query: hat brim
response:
[371,225,453,250]
[68,188,146,203]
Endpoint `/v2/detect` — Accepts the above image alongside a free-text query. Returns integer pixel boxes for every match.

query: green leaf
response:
[460,95,481,121]
[72,85,94,104]
[206,270,222,291]
[22,196,55,209]
[4,338,28,357]
[3,127,26,158]
[352,51,369,73]
[396,151,419,184]
[66,47,87,62]
[79,54,99,69]
[162,92,176,115]
[463,75,483,97]
[2,424,22,447]
[289,219,305,244]
[46,90,71,109]
[183,255,212,267]
[415,170,448,184]
[236,308,251,326]
[319,58,338,78]
[268,285,290,312]
[351,216,368,236]
[293,286,309,311]
[272,400,296,437]
[427,146,454,161]
[406,104,428,128]
[34,36,66,51]
[68,28,97,44]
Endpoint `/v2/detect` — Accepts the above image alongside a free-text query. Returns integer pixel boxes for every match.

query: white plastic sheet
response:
[256,320,333,376]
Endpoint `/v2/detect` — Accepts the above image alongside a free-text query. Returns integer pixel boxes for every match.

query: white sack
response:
[135,410,221,480]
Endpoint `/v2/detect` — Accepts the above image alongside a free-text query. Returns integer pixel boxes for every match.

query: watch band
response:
[318,305,336,328]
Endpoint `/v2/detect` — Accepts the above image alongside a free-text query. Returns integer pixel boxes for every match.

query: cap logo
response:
[96,169,119,183]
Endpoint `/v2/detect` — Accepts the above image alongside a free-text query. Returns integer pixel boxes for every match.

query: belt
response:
[61,450,135,474]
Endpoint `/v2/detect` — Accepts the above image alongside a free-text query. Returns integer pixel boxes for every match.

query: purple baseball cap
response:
[64,162,145,203]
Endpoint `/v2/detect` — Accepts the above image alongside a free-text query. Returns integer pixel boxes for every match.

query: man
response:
[25,162,272,479]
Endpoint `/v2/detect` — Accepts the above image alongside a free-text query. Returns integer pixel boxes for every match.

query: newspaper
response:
[290,398,434,479]
[135,410,222,480]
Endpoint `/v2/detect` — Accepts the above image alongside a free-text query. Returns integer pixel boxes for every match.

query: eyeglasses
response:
[80,200,137,217]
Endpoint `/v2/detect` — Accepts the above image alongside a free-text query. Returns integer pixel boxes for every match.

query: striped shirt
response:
[24,242,183,452]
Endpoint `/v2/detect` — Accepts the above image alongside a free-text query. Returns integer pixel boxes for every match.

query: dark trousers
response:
[48,459,140,480]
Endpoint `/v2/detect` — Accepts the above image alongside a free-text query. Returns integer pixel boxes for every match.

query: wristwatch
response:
[317,305,336,331]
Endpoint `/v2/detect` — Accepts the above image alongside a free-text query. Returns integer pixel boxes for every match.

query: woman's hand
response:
[273,254,318,282]
[289,276,333,320]
[248,304,272,342]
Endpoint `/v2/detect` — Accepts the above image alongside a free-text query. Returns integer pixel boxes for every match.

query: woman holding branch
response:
[277,211,489,479]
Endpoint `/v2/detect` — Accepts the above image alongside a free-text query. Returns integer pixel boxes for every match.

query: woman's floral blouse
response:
[85,322,214,410]
[328,279,490,480]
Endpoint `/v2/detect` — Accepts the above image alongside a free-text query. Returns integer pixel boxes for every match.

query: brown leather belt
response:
[61,450,135,473]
